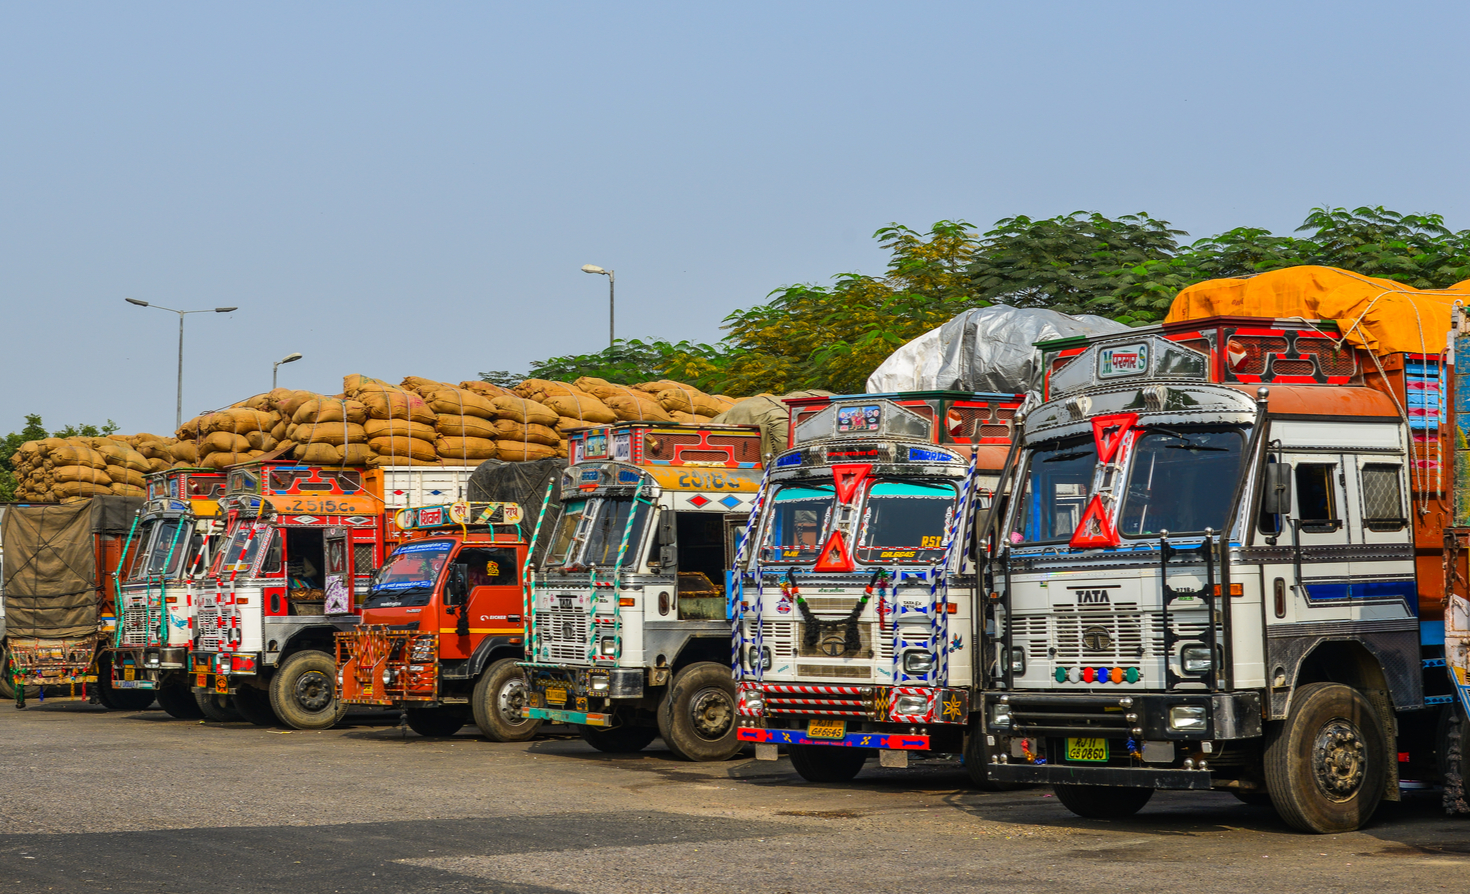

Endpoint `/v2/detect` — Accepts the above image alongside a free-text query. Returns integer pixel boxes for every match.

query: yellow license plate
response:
[123,667,135,681]
[807,719,846,740]
[1066,737,1108,762]
[196,673,207,689]
[545,686,568,706]
[214,674,229,694]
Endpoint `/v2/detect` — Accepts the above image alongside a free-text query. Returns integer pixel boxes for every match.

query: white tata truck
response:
[521,422,764,761]
[731,391,1019,782]
[979,314,1470,832]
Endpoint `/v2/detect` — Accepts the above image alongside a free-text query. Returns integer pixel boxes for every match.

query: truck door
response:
[438,544,522,660]
[1256,441,1352,627]
[323,527,354,615]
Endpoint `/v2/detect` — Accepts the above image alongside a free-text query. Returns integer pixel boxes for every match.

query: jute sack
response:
[292,398,367,426]
[201,431,250,455]
[47,443,109,470]
[291,422,367,446]
[434,437,498,461]
[364,418,437,441]
[293,442,375,465]
[54,480,113,499]
[368,436,438,464]
[52,465,112,485]
[169,441,200,464]
[201,451,253,469]
[136,440,173,461]
[343,373,393,396]
[491,420,561,446]
[209,407,277,434]
[669,410,700,424]
[274,390,321,419]
[359,390,436,425]
[603,392,672,422]
[657,388,724,417]
[556,416,592,436]
[112,483,146,498]
[147,457,172,474]
[90,440,152,472]
[423,388,496,419]
[514,379,586,401]
[494,440,559,462]
[542,393,617,424]
[490,396,558,427]
[401,376,454,397]
[459,380,516,399]
[245,431,279,452]
[269,419,288,441]
[636,379,687,394]
[107,465,147,489]
[435,415,498,439]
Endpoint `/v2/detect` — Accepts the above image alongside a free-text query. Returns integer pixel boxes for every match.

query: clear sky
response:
[4,2,1467,437]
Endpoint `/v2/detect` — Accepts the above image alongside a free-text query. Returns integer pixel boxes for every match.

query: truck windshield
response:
[856,481,955,565]
[364,540,453,608]
[547,500,586,566]
[143,518,189,578]
[761,485,835,564]
[1013,438,1097,544]
[1118,428,1247,536]
[582,498,651,567]
[220,524,269,574]
[125,519,160,580]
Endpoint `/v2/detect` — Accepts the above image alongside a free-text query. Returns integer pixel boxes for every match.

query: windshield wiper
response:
[1141,426,1228,451]
[1043,450,1094,463]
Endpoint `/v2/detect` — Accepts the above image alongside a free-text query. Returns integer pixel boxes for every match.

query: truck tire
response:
[1264,681,1386,833]
[577,723,659,753]
[232,687,280,727]
[1441,704,1467,815]
[471,658,542,742]
[194,690,241,722]
[1053,784,1153,818]
[405,707,467,737]
[656,662,740,762]
[788,744,868,783]
[156,680,204,720]
[962,722,1016,791]
[268,650,347,731]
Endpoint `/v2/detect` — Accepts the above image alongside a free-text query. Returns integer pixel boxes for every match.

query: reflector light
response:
[1081,667,1096,683]
[831,464,871,505]
[813,530,855,573]
[1091,412,1139,463]
[1069,496,1120,549]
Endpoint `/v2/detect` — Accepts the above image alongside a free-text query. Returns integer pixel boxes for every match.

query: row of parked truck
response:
[6,296,1470,836]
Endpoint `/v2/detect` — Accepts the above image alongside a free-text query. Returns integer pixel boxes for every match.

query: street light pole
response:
[581,265,615,347]
[125,299,238,429]
[273,352,303,390]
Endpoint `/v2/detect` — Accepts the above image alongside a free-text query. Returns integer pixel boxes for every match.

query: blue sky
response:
[3,2,1468,436]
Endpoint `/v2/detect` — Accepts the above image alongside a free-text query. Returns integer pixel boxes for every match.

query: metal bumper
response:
[988,763,1214,790]
[737,727,929,750]
[521,663,646,718]
[527,706,613,727]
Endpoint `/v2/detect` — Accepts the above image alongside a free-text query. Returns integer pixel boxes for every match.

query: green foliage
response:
[0,415,117,502]
[477,370,524,388]
[525,339,731,391]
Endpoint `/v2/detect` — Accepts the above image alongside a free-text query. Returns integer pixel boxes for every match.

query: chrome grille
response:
[1012,606,1210,668]
[745,620,795,659]
[795,664,872,679]
[534,605,590,663]
[196,602,222,651]
[119,596,159,647]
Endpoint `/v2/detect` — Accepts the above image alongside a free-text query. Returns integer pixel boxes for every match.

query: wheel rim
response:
[1312,717,1367,801]
[497,677,529,725]
[293,670,333,713]
[688,686,734,740]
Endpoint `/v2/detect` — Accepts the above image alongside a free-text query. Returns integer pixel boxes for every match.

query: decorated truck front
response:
[521,422,763,761]
[191,461,382,728]
[107,468,226,717]
[336,500,542,741]
[981,310,1470,833]
[732,391,1018,782]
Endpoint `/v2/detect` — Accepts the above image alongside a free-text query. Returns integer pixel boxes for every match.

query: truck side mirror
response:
[656,510,677,570]
[1262,462,1292,515]
[660,544,678,570]
[445,564,469,606]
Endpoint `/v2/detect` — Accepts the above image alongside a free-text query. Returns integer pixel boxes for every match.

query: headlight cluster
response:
[600,637,618,657]
[745,645,772,672]
[894,695,929,715]
[989,702,1012,729]
[589,673,611,693]
[1168,704,1207,732]
[1181,645,1213,675]
[902,651,935,674]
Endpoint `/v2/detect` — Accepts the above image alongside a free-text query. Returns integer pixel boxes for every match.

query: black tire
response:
[1231,790,1274,807]
[963,720,1017,791]
[576,723,659,754]
[1053,784,1154,819]
[0,649,40,704]
[268,650,347,731]
[1441,703,1467,815]
[788,744,869,783]
[471,658,542,742]
[232,686,280,727]
[96,659,156,712]
[656,662,740,762]
[405,707,467,737]
[1264,681,1386,833]
[156,680,205,720]
[194,690,241,722]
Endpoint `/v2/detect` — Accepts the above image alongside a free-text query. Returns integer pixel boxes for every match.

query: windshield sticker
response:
[836,404,882,433]
[1099,344,1150,378]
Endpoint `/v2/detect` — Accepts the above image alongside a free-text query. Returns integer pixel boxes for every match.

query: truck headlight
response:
[1010,647,1026,676]
[589,674,610,693]
[894,694,929,715]
[600,637,618,657]
[902,651,936,674]
[144,652,161,668]
[746,645,772,672]
[1181,645,1212,675]
[989,702,1012,730]
[1168,704,1207,732]
[741,691,764,713]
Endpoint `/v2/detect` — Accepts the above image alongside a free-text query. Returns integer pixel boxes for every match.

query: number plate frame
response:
[545,686,568,706]
[1065,737,1108,762]
[806,719,846,740]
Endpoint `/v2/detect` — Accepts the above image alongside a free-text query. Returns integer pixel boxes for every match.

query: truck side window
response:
[457,547,519,587]
[1294,463,1339,526]
[1360,463,1406,531]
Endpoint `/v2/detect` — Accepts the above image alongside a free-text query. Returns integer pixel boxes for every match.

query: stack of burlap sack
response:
[9,434,176,503]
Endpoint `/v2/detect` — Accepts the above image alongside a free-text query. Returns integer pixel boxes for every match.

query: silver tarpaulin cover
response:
[865,305,1129,394]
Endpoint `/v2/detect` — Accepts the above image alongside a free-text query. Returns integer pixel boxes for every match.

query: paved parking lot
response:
[2,702,1467,893]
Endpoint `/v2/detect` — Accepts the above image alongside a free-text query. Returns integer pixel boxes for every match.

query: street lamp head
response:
[215,307,238,313]
[278,352,303,365]
[581,264,608,275]
[125,298,149,307]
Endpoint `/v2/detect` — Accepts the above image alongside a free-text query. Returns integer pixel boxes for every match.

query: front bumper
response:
[189,652,264,694]
[335,628,439,706]
[734,682,970,751]
[521,663,645,725]
[988,763,1214,789]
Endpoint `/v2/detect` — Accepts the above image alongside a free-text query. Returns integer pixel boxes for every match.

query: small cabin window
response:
[1360,463,1406,531]
[1294,463,1340,532]
[458,547,519,587]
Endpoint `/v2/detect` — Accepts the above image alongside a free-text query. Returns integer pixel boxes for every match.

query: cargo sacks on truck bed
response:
[1,495,143,638]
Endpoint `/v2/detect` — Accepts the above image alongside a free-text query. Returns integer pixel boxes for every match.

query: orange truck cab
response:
[336,500,541,740]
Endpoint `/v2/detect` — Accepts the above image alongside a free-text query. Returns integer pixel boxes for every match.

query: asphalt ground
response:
[1,702,1467,894]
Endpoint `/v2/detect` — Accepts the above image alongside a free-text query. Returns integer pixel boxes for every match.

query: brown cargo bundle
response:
[365,418,437,441]
[492,420,561,446]
[459,380,516,400]
[541,393,617,424]
[490,396,559,427]
[206,407,277,435]
[358,389,436,425]
[288,421,367,446]
[294,443,375,465]
[435,415,498,439]
[200,431,250,455]
[423,387,496,419]
[434,437,498,461]
[495,440,559,462]
[292,398,366,426]
[368,435,437,464]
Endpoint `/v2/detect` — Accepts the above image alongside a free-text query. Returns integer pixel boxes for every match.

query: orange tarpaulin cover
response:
[1165,265,1470,357]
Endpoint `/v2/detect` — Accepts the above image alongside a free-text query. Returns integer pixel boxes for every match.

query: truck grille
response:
[196,602,222,651]
[119,596,160,647]
[534,605,590,663]
[1012,604,1209,673]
